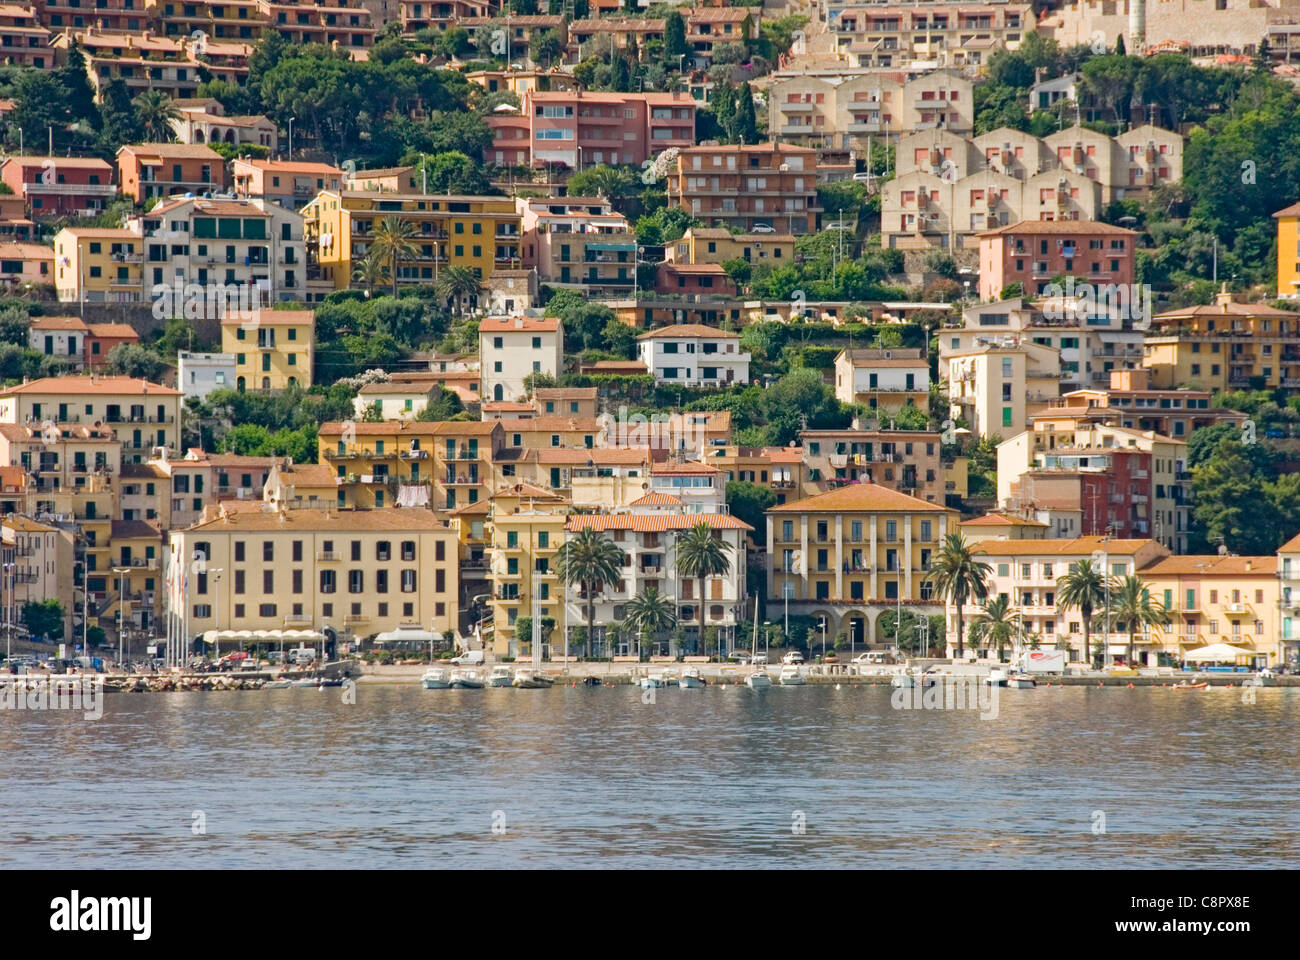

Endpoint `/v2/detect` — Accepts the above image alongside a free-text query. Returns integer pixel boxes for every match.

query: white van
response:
[450,650,484,665]
[288,647,316,665]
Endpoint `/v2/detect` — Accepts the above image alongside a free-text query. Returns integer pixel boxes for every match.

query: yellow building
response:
[263,461,340,509]
[1142,289,1299,393]
[221,308,314,392]
[665,227,796,267]
[766,484,958,648]
[168,506,460,640]
[303,190,522,291]
[0,376,184,465]
[486,483,570,658]
[1140,555,1280,668]
[53,227,145,304]
[107,519,165,640]
[1274,201,1300,298]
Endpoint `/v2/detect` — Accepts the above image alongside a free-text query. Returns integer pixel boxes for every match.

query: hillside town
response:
[0,0,1297,679]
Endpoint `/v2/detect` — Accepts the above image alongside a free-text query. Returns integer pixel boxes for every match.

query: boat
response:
[263,679,293,689]
[745,670,773,689]
[639,672,669,689]
[582,676,603,687]
[985,668,1008,687]
[678,667,706,689]
[421,668,451,690]
[290,677,318,688]
[1006,672,1037,689]
[450,670,484,689]
[317,678,344,687]
[1173,680,1209,690]
[778,665,806,686]
[890,673,917,689]
[512,669,554,688]
[487,665,514,688]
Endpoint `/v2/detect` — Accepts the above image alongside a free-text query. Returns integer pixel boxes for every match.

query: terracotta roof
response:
[651,461,720,475]
[29,316,89,332]
[535,387,598,401]
[479,316,560,333]
[499,417,600,433]
[204,454,278,468]
[959,513,1050,527]
[3,515,54,533]
[533,448,650,465]
[0,243,52,260]
[0,375,179,396]
[219,309,312,326]
[628,492,684,506]
[277,463,338,487]
[762,447,804,464]
[430,421,503,436]
[580,361,649,373]
[769,483,953,514]
[637,323,739,340]
[111,519,163,540]
[567,513,752,532]
[356,382,438,396]
[481,401,534,412]
[450,499,491,517]
[1282,532,1300,554]
[188,507,451,532]
[1152,301,1294,320]
[87,322,139,339]
[3,156,111,170]
[119,143,223,160]
[1141,555,1277,576]
[973,537,1157,557]
[237,159,344,175]
[1273,202,1300,218]
[491,482,564,501]
[977,220,1137,238]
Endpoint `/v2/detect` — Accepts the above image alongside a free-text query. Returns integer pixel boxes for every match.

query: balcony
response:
[316,551,340,562]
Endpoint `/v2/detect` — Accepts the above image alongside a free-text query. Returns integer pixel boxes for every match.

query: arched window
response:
[236,376,245,393]
[493,384,504,402]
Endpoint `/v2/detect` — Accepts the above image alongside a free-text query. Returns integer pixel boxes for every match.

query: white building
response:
[636,324,750,388]
[352,382,444,421]
[479,315,563,404]
[833,347,930,412]
[178,352,237,400]
[129,196,307,303]
[28,316,89,370]
[648,460,725,512]
[564,497,751,653]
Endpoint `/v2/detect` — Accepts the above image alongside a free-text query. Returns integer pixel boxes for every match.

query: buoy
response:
[1097,681,1104,687]
[1127,683,1135,689]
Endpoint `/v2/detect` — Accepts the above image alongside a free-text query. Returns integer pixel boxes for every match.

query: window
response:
[401,569,417,592]
[349,570,364,593]
[320,570,336,593]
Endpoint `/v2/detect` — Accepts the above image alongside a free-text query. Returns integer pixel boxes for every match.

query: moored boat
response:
[778,665,806,686]
[450,670,484,689]
[678,667,705,689]
[1173,680,1209,690]
[639,672,669,689]
[985,668,1008,687]
[1007,672,1036,689]
[745,670,773,689]
[421,668,451,689]
[487,665,514,688]
[512,669,553,688]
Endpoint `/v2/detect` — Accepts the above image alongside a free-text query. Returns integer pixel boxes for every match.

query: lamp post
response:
[287,117,294,159]
[112,566,131,670]
[75,559,88,660]
[2,561,12,665]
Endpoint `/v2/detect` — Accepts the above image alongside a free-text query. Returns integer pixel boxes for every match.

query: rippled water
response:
[2,682,1297,868]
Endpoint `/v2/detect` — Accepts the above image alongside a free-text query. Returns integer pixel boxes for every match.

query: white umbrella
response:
[1183,642,1255,663]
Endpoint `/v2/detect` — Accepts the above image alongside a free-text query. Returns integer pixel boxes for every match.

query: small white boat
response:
[778,665,806,686]
[512,669,553,688]
[639,672,669,689]
[745,671,773,689]
[678,667,705,689]
[421,668,451,689]
[487,665,514,688]
[290,677,318,688]
[985,668,1008,687]
[264,679,293,689]
[450,670,484,689]
[1007,672,1036,689]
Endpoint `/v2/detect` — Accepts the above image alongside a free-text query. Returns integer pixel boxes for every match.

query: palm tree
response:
[435,264,482,317]
[970,594,1020,662]
[674,521,733,656]
[555,527,625,657]
[624,586,676,659]
[350,250,387,297]
[1106,574,1171,668]
[1056,559,1108,668]
[133,90,181,142]
[368,215,419,297]
[925,532,991,658]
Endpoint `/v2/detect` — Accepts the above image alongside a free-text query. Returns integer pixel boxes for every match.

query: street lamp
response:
[287,117,295,159]
[75,559,88,661]
[112,566,131,669]
[2,561,12,665]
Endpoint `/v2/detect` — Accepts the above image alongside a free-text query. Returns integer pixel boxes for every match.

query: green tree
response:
[351,249,389,297]
[675,521,733,655]
[624,586,676,659]
[732,82,758,144]
[1056,559,1108,668]
[970,594,1020,661]
[725,481,776,538]
[530,28,565,67]
[133,89,181,142]
[434,265,483,318]
[1106,575,1170,667]
[105,343,165,381]
[370,215,420,297]
[417,150,490,195]
[58,41,99,130]
[761,368,850,445]
[556,527,626,656]
[925,533,992,658]
[22,600,63,640]
[665,11,688,60]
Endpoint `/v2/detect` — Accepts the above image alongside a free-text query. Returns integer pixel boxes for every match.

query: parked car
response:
[753,654,769,665]
[750,223,776,234]
[727,651,751,664]
[852,172,874,182]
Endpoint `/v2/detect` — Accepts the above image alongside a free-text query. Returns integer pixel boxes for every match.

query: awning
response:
[1183,642,1255,663]
[374,627,435,645]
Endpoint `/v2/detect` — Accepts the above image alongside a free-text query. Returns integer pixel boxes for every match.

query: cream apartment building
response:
[479,316,563,404]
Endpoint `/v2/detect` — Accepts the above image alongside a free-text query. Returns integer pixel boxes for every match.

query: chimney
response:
[1245,560,1253,571]
[515,316,523,329]
[1216,282,1233,309]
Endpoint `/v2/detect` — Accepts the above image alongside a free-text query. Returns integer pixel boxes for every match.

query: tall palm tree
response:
[925,532,991,658]
[435,264,483,318]
[368,215,419,297]
[133,90,181,142]
[674,521,732,656]
[970,594,1020,662]
[624,586,676,659]
[1106,574,1170,667]
[555,527,625,657]
[350,249,387,297]
[1056,559,1108,668]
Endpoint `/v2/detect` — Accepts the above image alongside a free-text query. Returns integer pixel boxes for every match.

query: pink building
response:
[0,156,116,219]
[517,196,637,297]
[486,90,696,170]
[976,220,1137,299]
